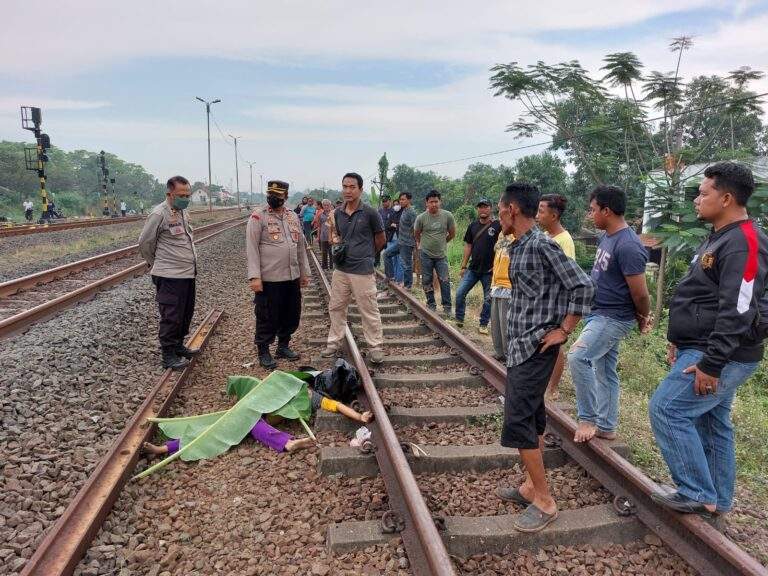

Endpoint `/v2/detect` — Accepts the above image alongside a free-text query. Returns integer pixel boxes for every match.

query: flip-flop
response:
[496,486,532,505]
[513,503,559,532]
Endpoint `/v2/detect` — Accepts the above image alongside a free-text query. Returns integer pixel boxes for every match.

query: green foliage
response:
[0,141,165,219]
[134,372,311,479]
[453,205,475,223]
[573,239,596,270]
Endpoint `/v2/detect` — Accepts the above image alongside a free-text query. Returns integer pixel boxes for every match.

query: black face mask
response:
[267,196,285,209]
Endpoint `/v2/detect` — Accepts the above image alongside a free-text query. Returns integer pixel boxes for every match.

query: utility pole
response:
[229,134,241,210]
[195,96,221,212]
[20,106,52,222]
[246,161,254,205]
[98,151,110,216]
[110,177,117,217]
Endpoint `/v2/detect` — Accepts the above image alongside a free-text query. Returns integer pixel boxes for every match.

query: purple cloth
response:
[164,418,293,455]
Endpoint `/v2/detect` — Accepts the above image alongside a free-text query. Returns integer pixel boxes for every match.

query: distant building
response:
[191,189,209,204]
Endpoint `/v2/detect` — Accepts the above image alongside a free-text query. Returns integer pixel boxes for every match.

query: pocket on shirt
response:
[515,271,540,299]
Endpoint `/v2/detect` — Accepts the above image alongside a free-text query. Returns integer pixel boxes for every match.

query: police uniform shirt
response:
[246,206,310,282]
[138,202,197,279]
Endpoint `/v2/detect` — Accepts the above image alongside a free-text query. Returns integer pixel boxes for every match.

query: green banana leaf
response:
[148,410,228,440]
[226,374,261,400]
[134,371,311,480]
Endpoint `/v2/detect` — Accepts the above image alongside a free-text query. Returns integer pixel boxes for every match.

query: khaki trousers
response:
[327,270,384,350]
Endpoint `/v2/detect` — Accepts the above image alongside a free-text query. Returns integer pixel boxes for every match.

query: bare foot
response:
[518,482,535,502]
[545,389,560,401]
[574,422,597,443]
[142,442,168,456]
[360,411,374,424]
[285,437,315,452]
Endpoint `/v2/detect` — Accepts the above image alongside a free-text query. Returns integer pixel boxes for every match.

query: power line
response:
[410,90,768,169]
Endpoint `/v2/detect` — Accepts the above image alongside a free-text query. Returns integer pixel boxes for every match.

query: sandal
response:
[496,486,532,505]
[513,503,559,532]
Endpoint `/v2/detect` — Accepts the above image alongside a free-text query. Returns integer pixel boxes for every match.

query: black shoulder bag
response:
[331,208,360,267]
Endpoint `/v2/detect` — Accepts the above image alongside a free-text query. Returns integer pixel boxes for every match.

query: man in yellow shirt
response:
[536,194,576,398]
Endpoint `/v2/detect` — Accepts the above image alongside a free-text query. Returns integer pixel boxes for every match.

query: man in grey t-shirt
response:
[321,172,387,363]
[414,190,456,315]
[396,191,417,289]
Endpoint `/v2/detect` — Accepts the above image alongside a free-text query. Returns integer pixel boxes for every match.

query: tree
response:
[513,153,583,230]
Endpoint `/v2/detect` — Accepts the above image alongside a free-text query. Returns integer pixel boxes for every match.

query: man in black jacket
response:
[649,162,768,517]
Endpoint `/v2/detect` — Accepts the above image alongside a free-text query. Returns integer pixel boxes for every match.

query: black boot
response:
[275,343,299,360]
[258,348,277,369]
[162,348,190,371]
[175,345,199,359]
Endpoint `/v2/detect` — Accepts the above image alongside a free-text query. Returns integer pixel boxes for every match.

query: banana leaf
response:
[134,371,311,480]
[147,411,228,440]
[226,374,261,400]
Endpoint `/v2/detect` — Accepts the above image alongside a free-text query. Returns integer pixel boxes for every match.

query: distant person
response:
[454,198,501,333]
[568,185,651,443]
[120,200,127,217]
[396,192,417,289]
[315,199,334,270]
[138,176,198,371]
[382,195,403,284]
[294,196,308,216]
[536,194,576,400]
[376,195,394,269]
[139,200,145,215]
[414,190,455,316]
[247,180,309,368]
[489,229,515,362]
[23,199,34,222]
[321,173,386,364]
[302,198,317,245]
[495,182,594,533]
[649,162,768,517]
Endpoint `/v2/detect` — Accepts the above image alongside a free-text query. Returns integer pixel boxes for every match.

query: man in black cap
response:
[247,180,310,368]
[454,198,501,332]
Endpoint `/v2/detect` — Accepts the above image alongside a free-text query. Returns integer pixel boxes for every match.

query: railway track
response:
[0,207,244,238]
[15,245,768,575]
[0,215,246,340]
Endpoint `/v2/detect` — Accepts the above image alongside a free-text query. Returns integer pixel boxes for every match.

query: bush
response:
[574,239,595,271]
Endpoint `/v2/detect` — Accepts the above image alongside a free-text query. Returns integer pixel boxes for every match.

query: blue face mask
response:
[172,196,190,210]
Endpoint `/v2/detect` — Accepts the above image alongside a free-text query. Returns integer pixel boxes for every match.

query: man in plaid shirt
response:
[496,182,594,532]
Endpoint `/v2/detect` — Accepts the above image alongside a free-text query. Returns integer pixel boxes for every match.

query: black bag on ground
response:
[313,358,361,404]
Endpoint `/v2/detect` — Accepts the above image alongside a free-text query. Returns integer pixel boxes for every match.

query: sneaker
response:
[275,345,299,360]
[258,349,277,369]
[368,348,385,364]
[454,319,464,328]
[320,346,339,358]
[477,325,489,335]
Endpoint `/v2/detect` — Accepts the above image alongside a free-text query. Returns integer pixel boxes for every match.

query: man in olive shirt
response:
[322,172,387,363]
[247,180,310,368]
[414,189,456,315]
[138,175,198,371]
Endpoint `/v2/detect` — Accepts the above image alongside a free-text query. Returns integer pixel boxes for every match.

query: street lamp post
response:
[195,96,221,212]
[229,134,241,210]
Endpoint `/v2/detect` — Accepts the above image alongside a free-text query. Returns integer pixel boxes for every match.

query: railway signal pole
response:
[98,151,111,216]
[228,134,241,210]
[110,177,117,217]
[20,106,52,222]
[195,97,220,212]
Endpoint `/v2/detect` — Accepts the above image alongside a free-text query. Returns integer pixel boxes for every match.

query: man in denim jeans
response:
[649,162,768,517]
[396,192,417,289]
[414,190,456,315]
[454,199,501,333]
[568,185,651,443]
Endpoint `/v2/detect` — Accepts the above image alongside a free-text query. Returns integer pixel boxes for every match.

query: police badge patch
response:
[700,252,715,269]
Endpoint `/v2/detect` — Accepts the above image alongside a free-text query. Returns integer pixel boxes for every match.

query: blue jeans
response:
[568,314,635,433]
[302,220,313,244]
[649,349,758,511]
[454,269,491,325]
[383,239,403,282]
[399,244,414,288]
[420,252,451,311]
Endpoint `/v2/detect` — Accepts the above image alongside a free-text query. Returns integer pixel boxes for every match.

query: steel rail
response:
[0,216,145,238]
[308,251,457,576]
[0,214,247,298]
[382,275,768,576]
[19,308,224,576]
[0,218,246,340]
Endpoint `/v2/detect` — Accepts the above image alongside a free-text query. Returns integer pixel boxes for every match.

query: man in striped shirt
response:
[496,182,594,532]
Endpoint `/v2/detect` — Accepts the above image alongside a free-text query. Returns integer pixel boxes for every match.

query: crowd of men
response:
[139,161,767,533]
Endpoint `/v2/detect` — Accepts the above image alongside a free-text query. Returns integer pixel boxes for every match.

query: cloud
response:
[0,97,110,115]
[0,0,723,76]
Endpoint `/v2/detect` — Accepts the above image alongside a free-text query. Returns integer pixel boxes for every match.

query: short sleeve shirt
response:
[398,207,417,247]
[463,220,502,273]
[414,209,456,259]
[550,230,576,259]
[334,203,384,275]
[591,227,648,320]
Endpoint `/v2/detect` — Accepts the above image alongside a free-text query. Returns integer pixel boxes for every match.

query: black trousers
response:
[254,279,302,349]
[152,276,196,351]
[500,345,559,450]
[320,240,333,270]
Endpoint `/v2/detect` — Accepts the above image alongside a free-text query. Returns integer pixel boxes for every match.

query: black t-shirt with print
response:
[463,219,502,273]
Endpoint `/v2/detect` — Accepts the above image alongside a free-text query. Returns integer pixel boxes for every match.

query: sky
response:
[1,0,767,194]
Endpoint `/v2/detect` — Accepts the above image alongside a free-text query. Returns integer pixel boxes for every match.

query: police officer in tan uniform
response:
[247,180,310,368]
